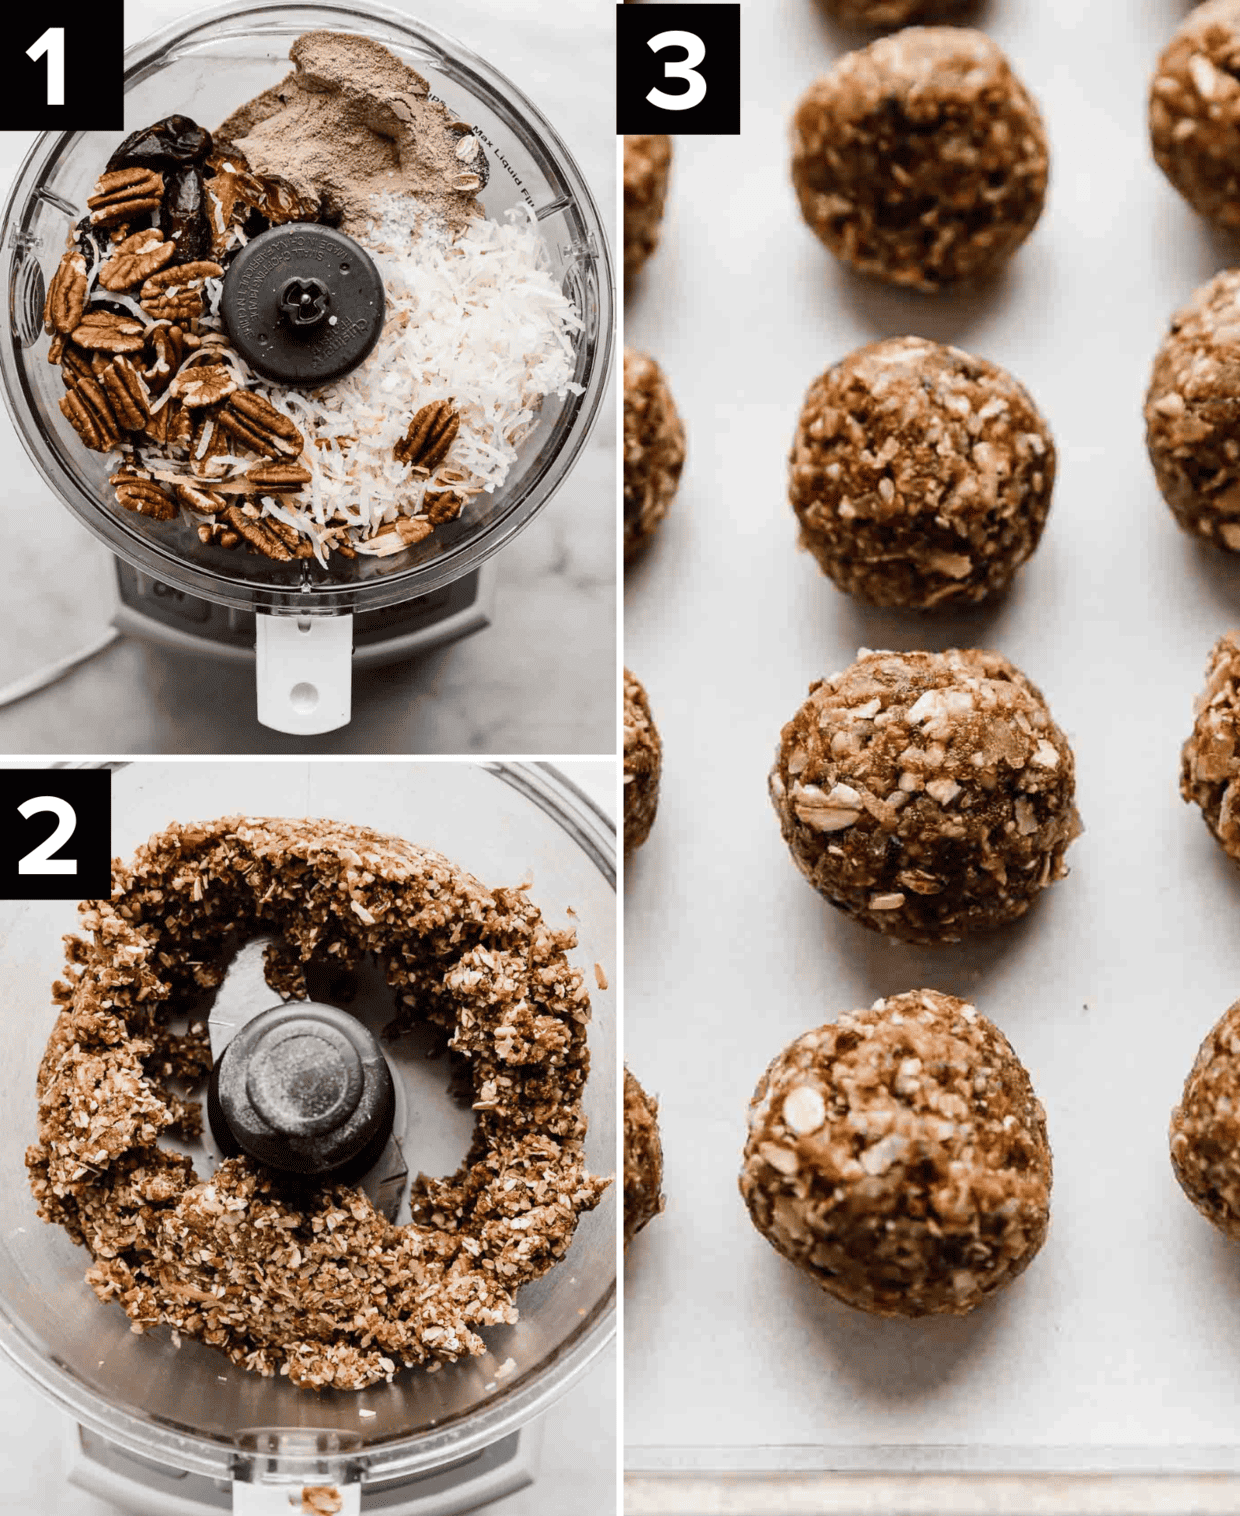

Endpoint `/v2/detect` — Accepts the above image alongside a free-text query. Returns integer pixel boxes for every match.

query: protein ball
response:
[1146,271,1240,552]
[624,668,662,856]
[823,0,972,26]
[740,989,1052,1317]
[791,29,1049,291]
[624,134,672,281]
[1180,632,1240,860]
[769,648,1081,944]
[624,348,686,562]
[624,1067,665,1246]
[1150,0,1240,232]
[789,337,1056,609]
[1171,998,1240,1237]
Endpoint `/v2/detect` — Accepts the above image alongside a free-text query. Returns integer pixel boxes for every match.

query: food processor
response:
[0,2,613,734]
[0,760,616,1513]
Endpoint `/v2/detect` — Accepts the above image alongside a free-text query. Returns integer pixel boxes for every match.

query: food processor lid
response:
[0,0,614,618]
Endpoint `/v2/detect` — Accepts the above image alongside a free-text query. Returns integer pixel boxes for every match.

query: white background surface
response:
[624,0,1240,1464]
[0,757,616,1513]
[0,0,615,755]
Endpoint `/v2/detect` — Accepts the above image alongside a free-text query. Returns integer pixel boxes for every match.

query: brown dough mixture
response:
[1171,996,1240,1237]
[769,648,1081,943]
[623,1067,664,1246]
[26,816,607,1391]
[791,28,1048,291]
[1150,0,1240,233]
[740,989,1052,1316]
[823,0,974,25]
[624,348,686,563]
[624,668,662,857]
[624,135,672,282]
[216,31,480,238]
[789,337,1056,609]
[1146,270,1240,553]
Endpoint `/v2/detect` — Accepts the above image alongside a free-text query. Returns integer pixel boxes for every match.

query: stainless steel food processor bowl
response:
[0,0,613,618]
[0,761,615,1499]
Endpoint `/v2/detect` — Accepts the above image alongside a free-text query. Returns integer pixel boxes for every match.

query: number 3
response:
[647,30,707,112]
[18,796,77,875]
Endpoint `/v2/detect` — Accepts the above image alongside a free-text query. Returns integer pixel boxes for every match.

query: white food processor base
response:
[65,1417,542,1515]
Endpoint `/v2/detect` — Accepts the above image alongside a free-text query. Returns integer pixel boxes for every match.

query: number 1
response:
[27,27,64,108]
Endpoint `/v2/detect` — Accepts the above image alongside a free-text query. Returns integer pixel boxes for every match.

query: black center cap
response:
[220,223,386,385]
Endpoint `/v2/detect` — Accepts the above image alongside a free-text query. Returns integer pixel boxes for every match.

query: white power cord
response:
[0,626,122,709]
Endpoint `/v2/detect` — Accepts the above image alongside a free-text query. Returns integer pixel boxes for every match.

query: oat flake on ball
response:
[624,348,686,563]
[740,989,1052,1316]
[624,134,672,282]
[791,28,1049,291]
[1171,997,1240,1238]
[789,337,1056,609]
[1146,270,1240,552]
[1150,0,1240,233]
[769,648,1081,944]
[624,668,662,856]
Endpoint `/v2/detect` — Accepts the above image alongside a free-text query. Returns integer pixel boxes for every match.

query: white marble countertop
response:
[0,0,616,755]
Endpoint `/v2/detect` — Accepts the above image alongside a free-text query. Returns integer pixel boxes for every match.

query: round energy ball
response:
[1146,270,1240,552]
[1171,998,1240,1238]
[789,337,1056,609]
[1150,0,1240,232]
[791,29,1049,291]
[1180,632,1240,861]
[769,648,1081,944]
[624,668,662,856]
[823,0,972,26]
[624,347,686,562]
[624,134,672,281]
[739,989,1052,1317]
[624,1067,665,1246]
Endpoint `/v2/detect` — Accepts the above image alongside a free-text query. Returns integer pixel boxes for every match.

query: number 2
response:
[18,796,77,875]
[27,27,64,108]
[646,30,707,112]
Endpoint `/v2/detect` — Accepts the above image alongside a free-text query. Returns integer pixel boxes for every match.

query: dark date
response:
[106,115,212,174]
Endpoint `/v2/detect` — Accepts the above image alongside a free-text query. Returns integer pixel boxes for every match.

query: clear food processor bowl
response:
[0,0,613,617]
[0,762,615,1486]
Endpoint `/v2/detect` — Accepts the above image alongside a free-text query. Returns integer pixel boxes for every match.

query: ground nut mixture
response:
[1150,0,1240,232]
[26,816,607,1391]
[1171,997,1240,1238]
[789,337,1056,609]
[791,29,1048,291]
[740,989,1052,1317]
[1146,271,1240,552]
[624,668,662,857]
[624,348,685,562]
[769,648,1081,943]
[823,0,973,26]
[623,1067,664,1247]
[1180,632,1240,861]
[623,135,672,282]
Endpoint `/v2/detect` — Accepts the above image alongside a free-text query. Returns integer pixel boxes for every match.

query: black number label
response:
[17,795,77,875]
[647,30,707,112]
[26,27,64,107]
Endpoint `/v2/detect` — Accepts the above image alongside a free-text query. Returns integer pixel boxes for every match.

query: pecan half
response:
[44,251,88,336]
[172,480,227,513]
[98,230,175,292]
[88,168,164,227]
[190,410,229,461]
[139,261,223,322]
[245,462,312,492]
[169,363,237,408]
[70,310,147,353]
[47,334,65,365]
[111,469,177,520]
[145,396,193,448]
[217,391,304,458]
[423,489,465,525]
[394,517,434,546]
[100,356,150,431]
[60,378,121,451]
[59,344,95,389]
[142,324,185,391]
[394,399,458,472]
[222,504,292,560]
